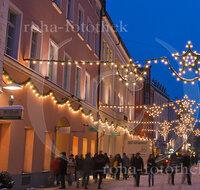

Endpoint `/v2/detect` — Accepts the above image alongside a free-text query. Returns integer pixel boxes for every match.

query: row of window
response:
[0,125,95,173]
[53,0,100,55]
[5,7,98,106]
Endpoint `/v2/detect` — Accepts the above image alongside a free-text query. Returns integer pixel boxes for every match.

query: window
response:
[78,8,84,36]
[63,55,71,91]
[96,7,100,17]
[82,138,87,158]
[108,87,111,104]
[110,50,113,62]
[88,0,93,5]
[43,132,52,171]
[30,28,41,71]
[87,22,92,47]
[91,140,95,157]
[72,136,78,156]
[75,66,81,98]
[84,72,90,102]
[114,91,117,111]
[100,80,105,102]
[0,124,11,171]
[117,94,120,112]
[5,9,21,59]
[106,45,110,61]
[94,33,99,55]
[23,127,34,173]
[92,80,97,107]
[67,0,74,23]
[48,40,58,83]
[53,0,62,9]
[102,40,106,61]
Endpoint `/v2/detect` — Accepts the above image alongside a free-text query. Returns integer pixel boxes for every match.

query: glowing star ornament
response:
[159,121,172,139]
[145,104,164,118]
[174,95,196,115]
[170,41,200,83]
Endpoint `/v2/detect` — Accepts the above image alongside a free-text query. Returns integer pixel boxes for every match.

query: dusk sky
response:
[107,0,200,104]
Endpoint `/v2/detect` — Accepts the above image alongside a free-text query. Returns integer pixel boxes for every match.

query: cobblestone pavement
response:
[35,165,200,190]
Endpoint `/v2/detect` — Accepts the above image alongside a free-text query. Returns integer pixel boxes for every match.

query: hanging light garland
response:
[3,70,152,141]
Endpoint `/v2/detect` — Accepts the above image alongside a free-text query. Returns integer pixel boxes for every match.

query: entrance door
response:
[55,118,70,156]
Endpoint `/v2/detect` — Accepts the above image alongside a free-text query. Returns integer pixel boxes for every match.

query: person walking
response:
[122,153,130,180]
[95,151,106,189]
[147,154,156,187]
[75,154,84,188]
[116,154,122,180]
[109,155,114,178]
[92,153,98,183]
[182,152,192,185]
[168,154,177,185]
[50,155,61,186]
[130,154,136,185]
[82,153,93,189]
[67,154,75,187]
[58,152,68,189]
[134,152,144,187]
[104,153,110,179]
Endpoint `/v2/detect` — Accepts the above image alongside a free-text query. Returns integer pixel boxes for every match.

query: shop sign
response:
[111,132,120,136]
[88,125,99,132]
[0,106,24,120]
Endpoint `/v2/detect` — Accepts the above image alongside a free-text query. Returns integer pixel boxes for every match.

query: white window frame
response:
[62,52,71,92]
[94,32,99,56]
[92,79,97,107]
[66,0,74,23]
[52,0,62,14]
[84,72,90,103]
[6,2,23,60]
[29,22,42,73]
[48,39,58,83]
[75,65,82,98]
[78,4,84,37]
[108,86,111,105]
[87,17,92,48]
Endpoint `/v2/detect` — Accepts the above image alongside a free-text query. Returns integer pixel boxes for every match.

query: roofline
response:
[104,11,132,59]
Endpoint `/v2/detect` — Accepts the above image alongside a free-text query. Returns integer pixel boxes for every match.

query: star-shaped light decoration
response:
[171,41,200,84]
[173,95,196,115]
[117,59,150,86]
[159,121,172,139]
[145,104,164,118]
[193,129,200,136]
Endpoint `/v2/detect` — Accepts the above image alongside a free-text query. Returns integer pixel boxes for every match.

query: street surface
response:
[35,165,200,190]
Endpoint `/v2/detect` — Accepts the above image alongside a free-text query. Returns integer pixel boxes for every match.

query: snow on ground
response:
[35,165,200,190]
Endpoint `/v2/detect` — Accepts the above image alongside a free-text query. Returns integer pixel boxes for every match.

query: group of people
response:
[50,151,108,189]
[50,151,196,189]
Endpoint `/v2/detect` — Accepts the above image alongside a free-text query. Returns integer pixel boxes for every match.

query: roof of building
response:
[104,11,132,59]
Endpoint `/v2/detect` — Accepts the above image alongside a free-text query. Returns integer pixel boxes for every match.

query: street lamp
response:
[3,84,22,90]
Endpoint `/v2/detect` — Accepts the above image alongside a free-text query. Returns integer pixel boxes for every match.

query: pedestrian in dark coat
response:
[147,154,156,187]
[134,152,144,187]
[168,154,177,185]
[58,152,68,189]
[115,154,122,180]
[92,153,98,183]
[182,152,192,185]
[104,153,110,179]
[122,153,130,180]
[82,153,93,189]
[75,154,84,188]
[95,151,106,189]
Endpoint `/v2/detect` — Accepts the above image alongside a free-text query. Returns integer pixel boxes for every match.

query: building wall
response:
[0,0,9,90]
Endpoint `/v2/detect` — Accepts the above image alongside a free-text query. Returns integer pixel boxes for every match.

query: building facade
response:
[0,0,152,189]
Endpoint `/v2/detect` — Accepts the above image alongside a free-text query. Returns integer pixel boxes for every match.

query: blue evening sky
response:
[107,0,200,103]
